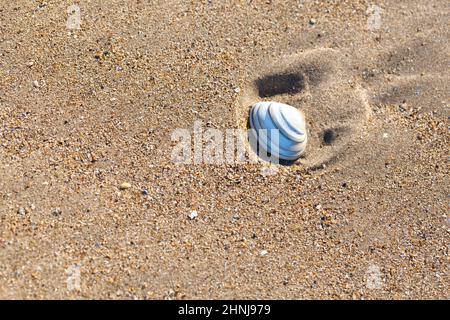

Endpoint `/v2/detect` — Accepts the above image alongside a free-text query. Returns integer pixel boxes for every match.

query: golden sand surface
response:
[0,0,448,299]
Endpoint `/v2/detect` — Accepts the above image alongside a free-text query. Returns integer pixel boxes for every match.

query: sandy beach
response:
[0,0,448,299]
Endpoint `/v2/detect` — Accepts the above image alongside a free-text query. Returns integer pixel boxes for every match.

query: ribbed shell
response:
[249,101,307,160]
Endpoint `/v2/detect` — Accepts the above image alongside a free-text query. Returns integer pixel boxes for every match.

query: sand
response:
[0,0,448,299]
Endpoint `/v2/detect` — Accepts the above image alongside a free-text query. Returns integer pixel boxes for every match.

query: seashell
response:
[249,101,307,161]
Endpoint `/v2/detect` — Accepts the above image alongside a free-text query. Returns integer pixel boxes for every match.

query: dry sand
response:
[0,0,448,299]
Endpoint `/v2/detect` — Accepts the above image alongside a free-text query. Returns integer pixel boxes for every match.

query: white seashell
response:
[249,101,307,161]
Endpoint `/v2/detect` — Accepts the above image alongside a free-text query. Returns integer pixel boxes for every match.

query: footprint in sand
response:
[236,48,371,169]
[366,34,449,118]
[237,33,449,170]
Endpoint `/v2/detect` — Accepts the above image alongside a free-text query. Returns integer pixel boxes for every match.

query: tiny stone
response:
[315,204,322,210]
[259,250,268,256]
[141,189,149,196]
[18,207,26,216]
[309,18,317,25]
[52,208,62,216]
[188,210,198,220]
[120,182,132,190]
[234,87,241,93]
[260,165,279,176]
[32,80,39,88]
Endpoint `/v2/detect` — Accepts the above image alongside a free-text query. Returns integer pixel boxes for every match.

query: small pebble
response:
[18,207,26,216]
[234,87,241,93]
[260,164,279,176]
[259,250,268,256]
[32,80,40,88]
[188,210,198,220]
[309,18,317,25]
[52,208,62,217]
[120,182,132,190]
